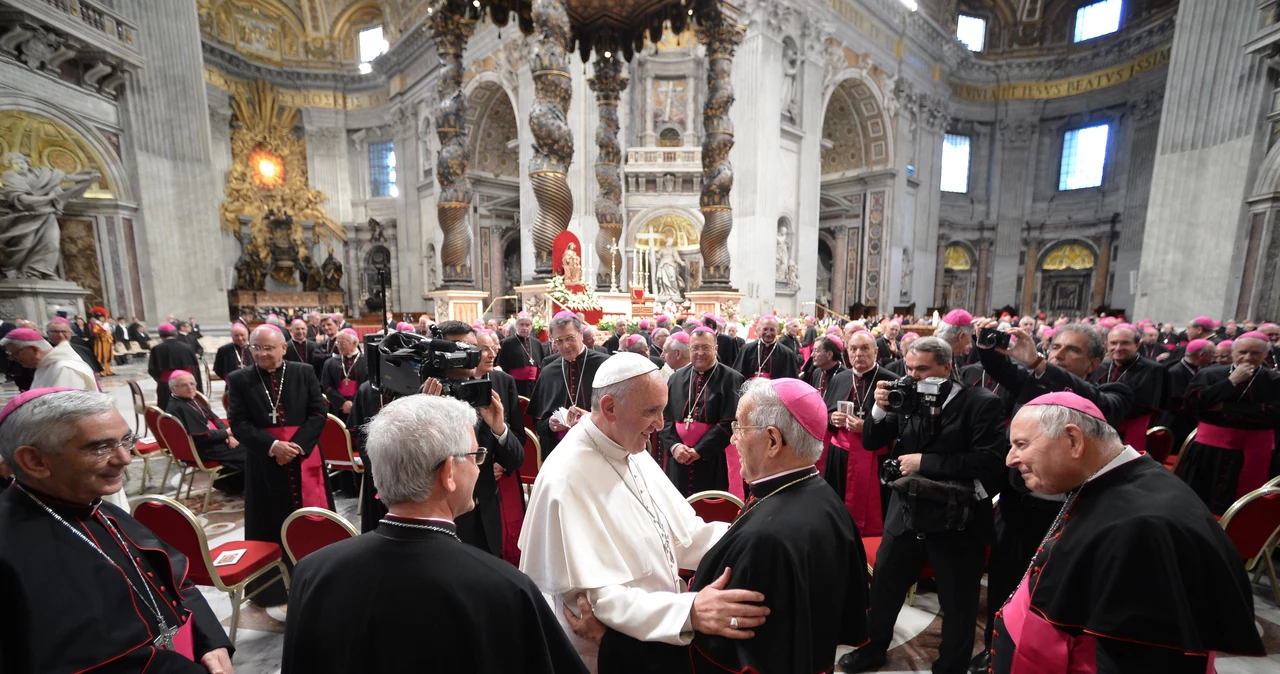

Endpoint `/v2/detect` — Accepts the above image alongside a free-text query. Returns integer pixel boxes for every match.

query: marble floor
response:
[6,361,1280,673]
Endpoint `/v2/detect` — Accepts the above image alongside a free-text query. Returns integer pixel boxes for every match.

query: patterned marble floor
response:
[6,362,1279,673]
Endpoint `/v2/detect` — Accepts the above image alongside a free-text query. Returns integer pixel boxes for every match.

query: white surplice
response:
[519,415,728,672]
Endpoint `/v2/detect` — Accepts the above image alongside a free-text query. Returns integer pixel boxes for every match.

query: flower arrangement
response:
[547,274,603,311]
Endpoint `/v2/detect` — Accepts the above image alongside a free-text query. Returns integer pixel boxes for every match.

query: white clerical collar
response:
[853,364,877,378]
[749,465,812,486]
[580,416,629,463]
[1088,445,1141,482]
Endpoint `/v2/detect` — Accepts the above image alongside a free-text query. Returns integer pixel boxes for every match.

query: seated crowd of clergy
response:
[0,305,1277,674]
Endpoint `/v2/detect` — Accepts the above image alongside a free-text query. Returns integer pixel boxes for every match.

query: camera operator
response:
[966,321,1134,674]
[839,337,1005,674]
[420,320,526,557]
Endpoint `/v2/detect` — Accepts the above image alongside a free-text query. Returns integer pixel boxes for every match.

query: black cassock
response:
[603,332,625,354]
[808,362,846,398]
[148,337,202,409]
[528,348,608,458]
[598,469,869,674]
[319,352,369,416]
[735,340,799,381]
[991,456,1264,673]
[0,484,232,673]
[347,381,387,533]
[1158,358,1201,449]
[212,342,251,383]
[499,334,548,397]
[820,365,896,509]
[282,517,589,674]
[165,395,246,492]
[227,362,330,606]
[283,338,315,365]
[1091,355,1169,451]
[660,362,745,495]
[309,338,335,372]
[718,333,744,371]
[455,369,525,556]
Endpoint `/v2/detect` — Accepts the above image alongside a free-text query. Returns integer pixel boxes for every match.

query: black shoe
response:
[837,648,887,673]
[967,651,991,674]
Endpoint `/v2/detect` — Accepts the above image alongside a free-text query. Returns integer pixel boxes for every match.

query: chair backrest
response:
[687,490,745,523]
[1145,426,1173,464]
[132,495,220,588]
[318,414,358,468]
[129,380,147,414]
[520,428,541,481]
[1170,428,1197,474]
[519,395,534,435]
[156,412,209,469]
[281,507,359,565]
[1219,488,1280,562]
[144,406,163,442]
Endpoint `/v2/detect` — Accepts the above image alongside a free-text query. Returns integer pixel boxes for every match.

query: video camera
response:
[884,375,952,417]
[367,329,492,407]
[978,327,1012,350]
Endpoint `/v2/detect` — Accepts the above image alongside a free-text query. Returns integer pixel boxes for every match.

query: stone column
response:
[683,73,698,147]
[1091,226,1116,311]
[695,13,744,288]
[1136,0,1269,320]
[429,8,476,287]
[115,0,226,324]
[529,0,574,277]
[642,71,656,146]
[832,226,849,312]
[589,55,627,290]
[1021,237,1041,316]
[976,238,992,314]
[933,233,950,308]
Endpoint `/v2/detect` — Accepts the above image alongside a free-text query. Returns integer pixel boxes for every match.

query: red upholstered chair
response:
[520,428,542,489]
[1219,487,1280,605]
[155,412,241,514]
[519,396,534,441]
[281,507,359,565]
[126,400,166,496]
[128,379,147,432]
[1145,426,1173,465]
[862,535,943,607]
[687,490,744,524]
[132,495,289,644]
[318,414,365,513]
[1167,428,1197,473]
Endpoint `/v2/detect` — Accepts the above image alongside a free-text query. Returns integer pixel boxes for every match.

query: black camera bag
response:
[890,474,975,534]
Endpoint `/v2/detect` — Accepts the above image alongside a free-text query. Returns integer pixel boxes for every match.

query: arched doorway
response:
[1038,242,1096,315]
[629,211,700,301]
[941,243,977,310]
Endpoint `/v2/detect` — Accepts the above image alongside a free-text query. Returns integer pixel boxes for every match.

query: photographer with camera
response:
[967,320,1133,674]
[419,321,526,557]
[839,337,1005,674]
[529,312,610,458]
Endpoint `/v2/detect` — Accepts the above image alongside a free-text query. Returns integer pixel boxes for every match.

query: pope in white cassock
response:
[520,352,770,672]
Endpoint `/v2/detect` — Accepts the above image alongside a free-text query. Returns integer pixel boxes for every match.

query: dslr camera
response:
[978,327,1012,350]
[369,329,492,407]
[884,375,952,417]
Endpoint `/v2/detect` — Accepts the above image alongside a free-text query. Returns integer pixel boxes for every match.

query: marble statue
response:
[0,152,99,280]
[234,251,268,291]
[776,224,792,279]
[781,38,801,125]
[561,242,582,285]
[299,254,323,291]
[900,248,914,301]
[655,235,687,300]
[321,247,343,291]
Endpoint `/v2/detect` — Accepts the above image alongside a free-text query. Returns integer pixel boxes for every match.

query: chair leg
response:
[202,473,214,514]
[228,587,241,645]
[279,561,291,590]
[357,474,365,516]
[161,458,173,494]
[907,582,917,607]
[1266,554,1280,606]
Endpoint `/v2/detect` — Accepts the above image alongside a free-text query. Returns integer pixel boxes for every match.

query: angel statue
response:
[0,152,100,279]
[561,242,583,285]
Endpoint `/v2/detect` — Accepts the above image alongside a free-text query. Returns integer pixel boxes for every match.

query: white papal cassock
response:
[519,415,727,673]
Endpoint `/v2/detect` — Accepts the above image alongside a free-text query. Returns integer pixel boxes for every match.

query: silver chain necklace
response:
[255,360,287,425]
[592,443,679,586]
[378,518,460,541]
[14,483,178,650]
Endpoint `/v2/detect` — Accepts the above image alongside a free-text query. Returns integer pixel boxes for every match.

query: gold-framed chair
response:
[1167,428,1196,474]
[318,414,366,514]
[154,411,242,514]
[127,380,147,433]
[281,507,359,566]
[133,495,289,645]
[1219,487,1280,605]
[686,490,745,523]
[1144,426,1173,464]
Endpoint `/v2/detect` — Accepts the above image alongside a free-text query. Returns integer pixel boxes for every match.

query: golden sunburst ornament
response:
[249,146,285,190]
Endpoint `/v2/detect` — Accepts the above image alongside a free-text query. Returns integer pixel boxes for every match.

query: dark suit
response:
[859,383,1006,674]
[455,369,525,556]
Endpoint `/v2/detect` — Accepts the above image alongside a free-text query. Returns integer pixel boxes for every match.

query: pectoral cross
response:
[269,408,279,425]
[153,620,179,650]
[684,416,693,430]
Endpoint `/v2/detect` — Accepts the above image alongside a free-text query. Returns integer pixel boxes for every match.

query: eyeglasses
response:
[690,346,716,353]
[248,344,280,352]
[80,437,138,460]
[730,422,765,434]
[433,449,489,470]
[552,334,580,346]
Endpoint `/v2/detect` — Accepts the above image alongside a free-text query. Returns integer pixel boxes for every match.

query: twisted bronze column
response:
[430,7,476,285]
[529,0,574,277]
[696,17,743,288]
[589,55,627,290]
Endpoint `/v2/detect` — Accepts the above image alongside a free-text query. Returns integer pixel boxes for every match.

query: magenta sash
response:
[173,610,195,660]
[266,426,328,508]
[1196,422,1276,498]
[1001,577,1096,673]
[677,421,744,499]
[832,425,886,537]
[800,345,813,362]
[510,365,538,381]
[1118,414,1151,454]
[206,420,219,431]
[337,379,358,398]
[497,470,524,566]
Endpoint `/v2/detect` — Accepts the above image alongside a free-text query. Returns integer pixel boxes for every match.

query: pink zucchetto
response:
[942,309,973,327]
[1191,316,1215,330]
[625,334,646,349]
[1185,338,1213,354]
[517,311,531,319]
[825,335,845,352]
[825,326,842,336]
[1022,391,1106,422]
[691,326,716,337]
[1098,317,1118,329]
[1218,340,1234,349]
[1041,328,1056,340]
[553,310,577,320]
[767,378,828,443]
[49,317,70,325]
[1237,331,1270,343]
[669,331,690,344]
[3,327,43,342]
[340,328,359,338]
[396,321,414,332]
[158,322,177,333]
[901,331,920,340]
[638,319,652,330]
[0,387,78,427]
[168,370,194,383]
